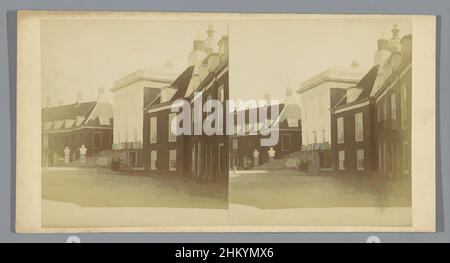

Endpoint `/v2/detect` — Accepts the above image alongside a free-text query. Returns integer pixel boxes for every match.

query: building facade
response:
[330,25,412,178]
[41,89,113,166]
[143,26,229,183]
[373,32,412,179]
[330,65,379,172]
[297,64,366,171]
[229,94,302,170]
[111,67,177,170]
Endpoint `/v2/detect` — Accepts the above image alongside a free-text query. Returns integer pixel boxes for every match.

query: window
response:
[338,151,345,170]
[169,150,177,171]
[150,117,157,144]
[232,138,238,150]
[312,130,317,144]
[218,85,225,102]
[357,149,364,171]
[168,113,177,142]
[403,141,410,174]
[337,117,344,144]
[282,134,291,151]
[377,105,381,122]
[383,99,388,120]
[355,112,363,142]
[401,83,407,129]
[150,151,157,170]
[93,132,102,149]
[391,93,397,120]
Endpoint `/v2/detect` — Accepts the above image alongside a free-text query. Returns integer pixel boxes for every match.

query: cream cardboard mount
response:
[15,11,436,233]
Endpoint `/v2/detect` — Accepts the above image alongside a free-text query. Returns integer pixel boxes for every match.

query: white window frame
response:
[150,117,157,144]
[357,149,364,171]
[338,150,345,170]
[337,117,344,144]
[168,113,177,142]
[218,84,225,102]
[150,150,157,170]
[355,112,363,142]
[169,149,177,171]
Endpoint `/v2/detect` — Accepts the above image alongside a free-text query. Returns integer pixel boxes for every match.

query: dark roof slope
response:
[42,101,96,122]
[170,65,195,102]
[356,64,380,100]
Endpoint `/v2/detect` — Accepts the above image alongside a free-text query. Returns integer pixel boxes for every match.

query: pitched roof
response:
[355,64,380,100]
[42,101,96,122]
[170,65,195,102]
[332,65,380,109]
[145,65,195,112]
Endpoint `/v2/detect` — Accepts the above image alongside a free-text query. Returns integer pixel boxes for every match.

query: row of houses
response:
[41,25,302,179]
[298,24,412,178]
[41,24,410,180]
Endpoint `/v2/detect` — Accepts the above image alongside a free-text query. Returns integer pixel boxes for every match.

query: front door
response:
[129,151,136,168]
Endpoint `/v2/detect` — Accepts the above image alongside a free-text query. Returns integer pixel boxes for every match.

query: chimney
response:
[76,90,83,104]
[351,60,359,69]
[45,96,51,108]
[377,38,389,51]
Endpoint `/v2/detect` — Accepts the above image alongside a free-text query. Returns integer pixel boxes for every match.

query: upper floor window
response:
[391,93,397,120]
[337,117,344,144]
[168,113,177,142]
[150,117,157,144]
[218,85,225,102]
[401,83,407,129]
[383,99,388,120]
[355,112,363,142]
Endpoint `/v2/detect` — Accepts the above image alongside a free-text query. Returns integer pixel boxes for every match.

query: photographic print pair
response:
[16,12,436,232]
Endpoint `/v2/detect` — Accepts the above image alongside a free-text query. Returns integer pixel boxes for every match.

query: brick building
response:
[41,89,113,166]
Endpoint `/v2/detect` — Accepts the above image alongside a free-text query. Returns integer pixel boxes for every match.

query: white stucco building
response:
[111,67,178,169]
[297,63,366,170]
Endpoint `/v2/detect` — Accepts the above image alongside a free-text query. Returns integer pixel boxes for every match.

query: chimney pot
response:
[351,60,359,68]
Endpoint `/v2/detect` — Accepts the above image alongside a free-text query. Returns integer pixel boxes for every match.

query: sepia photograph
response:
[228,18,416,227]
[35,14,230,229]
[15,12,435,232]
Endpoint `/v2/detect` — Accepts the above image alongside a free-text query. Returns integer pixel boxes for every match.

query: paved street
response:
[229,169,411,209]
[42,167,228,209]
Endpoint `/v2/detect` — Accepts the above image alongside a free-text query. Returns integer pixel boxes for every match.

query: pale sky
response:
[41,17,411,106]
[41,19,228,105]
[229,18,411,103]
